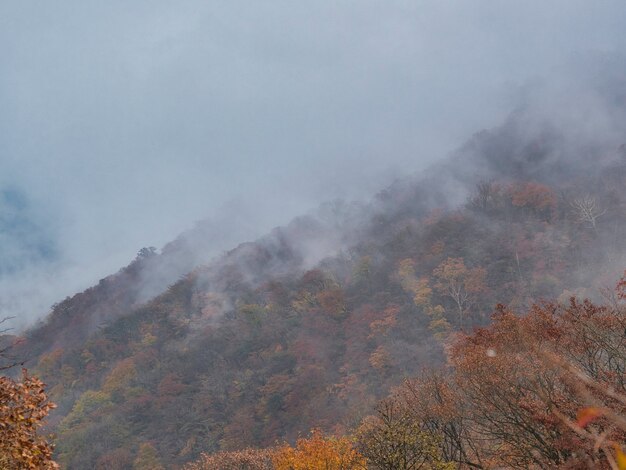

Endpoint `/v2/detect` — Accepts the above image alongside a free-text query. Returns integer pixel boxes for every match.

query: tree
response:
[273,429,365,470]
[0,370,58,469]
[361,281,626,469]
[133,442,164,470]
[395,373,483,468]
[182,448,275,470]
[432,258,486,328]
[369,345,392,372]
[0,316,22,371]
[509,182,556,220]
[136,247,157,259]
[448,306,572,467]
[96,448,134,470]
[357,398,453,470]
[397,259,450,339]
[467,181,505,213]
[446,298,626,467]
[570,194,606,230]
[317,287,346,316]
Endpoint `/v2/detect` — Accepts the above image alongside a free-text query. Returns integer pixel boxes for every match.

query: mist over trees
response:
[4,2,626,468]
[0,104,624,468]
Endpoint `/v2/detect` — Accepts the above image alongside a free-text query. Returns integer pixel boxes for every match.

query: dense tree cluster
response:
[184,281,626,469]
[373,293,626,468]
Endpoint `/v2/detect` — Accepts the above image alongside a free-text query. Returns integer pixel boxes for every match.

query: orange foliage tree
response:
[509,181,557,219]
[0,370,58,469]
[273,429,365,470]
[450,296,626,467]
[377,284,626,468]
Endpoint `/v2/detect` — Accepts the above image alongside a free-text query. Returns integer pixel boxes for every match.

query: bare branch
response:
[570,195,606,230]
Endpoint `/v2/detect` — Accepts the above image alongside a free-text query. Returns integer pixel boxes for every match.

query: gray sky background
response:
[1,1,626,326]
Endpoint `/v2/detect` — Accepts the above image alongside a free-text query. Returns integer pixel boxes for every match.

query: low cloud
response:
[1,1,626,327]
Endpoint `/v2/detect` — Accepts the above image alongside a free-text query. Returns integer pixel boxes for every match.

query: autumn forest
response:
[2,104,626,469]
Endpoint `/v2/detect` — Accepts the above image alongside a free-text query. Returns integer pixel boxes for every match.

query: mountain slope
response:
[13,108,626,468]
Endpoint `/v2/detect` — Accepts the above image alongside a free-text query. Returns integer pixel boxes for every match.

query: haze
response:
[1,1,625,326]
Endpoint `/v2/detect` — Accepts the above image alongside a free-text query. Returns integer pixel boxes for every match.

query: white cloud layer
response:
[0,1,625,326]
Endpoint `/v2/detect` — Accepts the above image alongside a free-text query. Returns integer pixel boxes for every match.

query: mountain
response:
[10,107,626,468]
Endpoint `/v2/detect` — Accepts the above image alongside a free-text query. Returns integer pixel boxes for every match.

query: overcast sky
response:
[1,1,626,326]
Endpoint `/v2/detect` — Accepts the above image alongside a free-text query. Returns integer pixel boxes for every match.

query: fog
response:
[1,1,626,326]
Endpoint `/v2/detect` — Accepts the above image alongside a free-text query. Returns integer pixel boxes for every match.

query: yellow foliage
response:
[368,346,391,371]
[102,358,137,394]
[59,390,112,431]
[397,259,434,306]
[615,445,626,470]
[412,278,433,307]
[133,442,164,470]
[141,332,157,347]
[291,292,317,313]
[368,309,397,338]
[397,258,451,339]
[36,348,64,376]
[397,259,418,293]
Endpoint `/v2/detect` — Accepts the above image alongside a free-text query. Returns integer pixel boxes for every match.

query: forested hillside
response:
[9,109,626,468]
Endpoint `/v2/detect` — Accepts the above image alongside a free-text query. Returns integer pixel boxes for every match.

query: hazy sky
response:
[1,1,626,325]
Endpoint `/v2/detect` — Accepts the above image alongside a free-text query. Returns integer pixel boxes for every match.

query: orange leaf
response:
[576,407,604,428]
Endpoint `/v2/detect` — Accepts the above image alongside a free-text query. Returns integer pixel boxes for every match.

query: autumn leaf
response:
[576,407,604,428]
[273,429,365,470]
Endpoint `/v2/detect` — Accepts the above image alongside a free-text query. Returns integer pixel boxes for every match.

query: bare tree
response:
[0,316,22,372]
[468,181,501,212]
[570,195,606,230]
